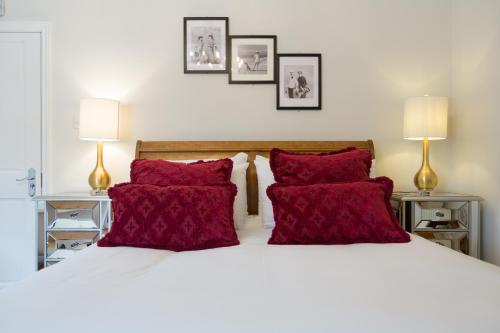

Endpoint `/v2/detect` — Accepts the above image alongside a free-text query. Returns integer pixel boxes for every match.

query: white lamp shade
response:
[79,98,120,141]
[404,96,448,140]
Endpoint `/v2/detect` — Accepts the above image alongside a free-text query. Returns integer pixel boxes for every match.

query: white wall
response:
[450,1,500,265]
[2,0,452,194]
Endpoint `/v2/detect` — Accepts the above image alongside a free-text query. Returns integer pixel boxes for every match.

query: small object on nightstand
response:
[391,192,481,258]
[33,193,112,268]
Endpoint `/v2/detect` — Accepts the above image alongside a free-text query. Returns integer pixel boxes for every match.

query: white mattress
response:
[1,216,500,333]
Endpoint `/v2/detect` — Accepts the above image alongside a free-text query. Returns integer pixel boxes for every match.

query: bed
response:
[1,140,500,333]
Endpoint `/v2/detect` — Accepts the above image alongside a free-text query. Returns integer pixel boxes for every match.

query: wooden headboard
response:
[135,140,375,215]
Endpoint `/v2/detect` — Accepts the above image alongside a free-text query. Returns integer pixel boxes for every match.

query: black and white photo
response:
[184,17,229,73]
[277,54,321,110]
[229,35,277,84]
[284,65,314,99]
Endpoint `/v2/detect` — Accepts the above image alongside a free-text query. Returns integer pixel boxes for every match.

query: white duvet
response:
[1,216,500,333]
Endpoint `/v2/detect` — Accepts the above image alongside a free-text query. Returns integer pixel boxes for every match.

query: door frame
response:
[0,22,50,195]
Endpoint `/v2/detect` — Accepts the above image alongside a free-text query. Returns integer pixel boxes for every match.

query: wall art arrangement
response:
[183,17,322,110]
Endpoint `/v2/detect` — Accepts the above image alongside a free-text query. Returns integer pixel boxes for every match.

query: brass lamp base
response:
[414,138,438,195]
[88,141,111,194]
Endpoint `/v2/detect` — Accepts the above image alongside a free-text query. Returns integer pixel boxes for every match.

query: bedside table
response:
[34,193,112,267]
[391,192,481,258]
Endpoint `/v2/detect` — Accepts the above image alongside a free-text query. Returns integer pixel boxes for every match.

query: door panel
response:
[0,32,41,283]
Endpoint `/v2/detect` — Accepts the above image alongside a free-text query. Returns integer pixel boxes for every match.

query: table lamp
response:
[79,98,120,194]
[404,95,448,194]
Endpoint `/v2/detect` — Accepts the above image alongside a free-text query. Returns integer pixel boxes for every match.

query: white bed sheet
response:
[1,216,500,333]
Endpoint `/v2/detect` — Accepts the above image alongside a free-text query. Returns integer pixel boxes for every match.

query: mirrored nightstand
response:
[34,193,112,267]
[391,192,481,258]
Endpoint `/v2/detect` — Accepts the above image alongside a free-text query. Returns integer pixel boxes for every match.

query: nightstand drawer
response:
[415,230,469,254]
[46,201,100,230]
[46,231,99,261]
[413,201,470,230]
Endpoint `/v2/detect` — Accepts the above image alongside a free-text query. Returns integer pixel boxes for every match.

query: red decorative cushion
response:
[270,148,372,185]
[130,158,233,186]
[267,177,410,245]
[98,183,239,251]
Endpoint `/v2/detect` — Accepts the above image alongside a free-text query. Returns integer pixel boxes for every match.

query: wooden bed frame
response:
[135,140,375,215]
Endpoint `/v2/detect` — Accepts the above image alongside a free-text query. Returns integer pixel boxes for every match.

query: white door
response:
[0,32,42,285]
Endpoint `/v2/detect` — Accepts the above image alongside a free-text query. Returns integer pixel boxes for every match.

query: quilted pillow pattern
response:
[270,148,372,185]
[98,183,239,251]
[130,158,233,186]
[267,177,410,245]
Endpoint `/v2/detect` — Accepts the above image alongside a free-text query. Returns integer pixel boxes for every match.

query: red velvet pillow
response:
[267,177,410,245]
[270,147,371,185]
[98,183,239,251]
[130,158,233,186]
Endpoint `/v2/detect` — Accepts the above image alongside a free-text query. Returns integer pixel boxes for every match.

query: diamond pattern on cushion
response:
[270,148,372,185]
[267,177,410,245]
[130,158,233,186]
[98,183,239,251]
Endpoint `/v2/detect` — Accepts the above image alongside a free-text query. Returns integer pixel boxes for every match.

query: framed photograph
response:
[276,54,322,110]
[184,17,229,74]
[228,35,277,84]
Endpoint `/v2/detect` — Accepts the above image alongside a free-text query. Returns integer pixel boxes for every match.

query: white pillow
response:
[230,152,249,165]
[230,162,249,229]
[370,159,376,178]
[174,152,248,165]
[254,155,376,229]
[254,156,276,228]
[168,152,249,229]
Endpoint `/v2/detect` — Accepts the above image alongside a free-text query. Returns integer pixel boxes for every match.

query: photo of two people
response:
[184,18,228,73]
[190,27,222,65]
[284,66,314,99]
[277,54,321,110]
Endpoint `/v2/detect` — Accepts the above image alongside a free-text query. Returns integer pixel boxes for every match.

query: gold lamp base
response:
[414,138,438,195]
[88,141,111,194]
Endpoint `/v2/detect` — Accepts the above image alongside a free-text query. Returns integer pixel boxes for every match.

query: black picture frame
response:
[276,53,322,110]
[183,17,229,74]
[228,35,277,84]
